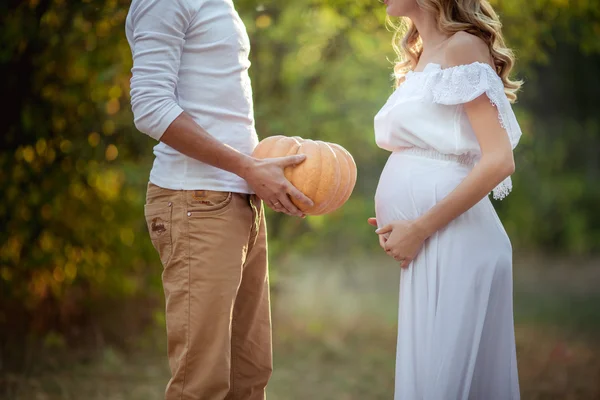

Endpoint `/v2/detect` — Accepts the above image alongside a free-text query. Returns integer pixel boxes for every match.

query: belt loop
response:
[250,195,260,228]
[248,194,261,245]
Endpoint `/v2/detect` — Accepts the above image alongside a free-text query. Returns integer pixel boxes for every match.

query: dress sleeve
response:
[428,62,522,200]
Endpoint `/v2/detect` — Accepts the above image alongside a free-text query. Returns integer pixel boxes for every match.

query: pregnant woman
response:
[370,0,522,398]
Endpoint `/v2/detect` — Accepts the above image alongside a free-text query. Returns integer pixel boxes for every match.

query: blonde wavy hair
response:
[390,0,522,102]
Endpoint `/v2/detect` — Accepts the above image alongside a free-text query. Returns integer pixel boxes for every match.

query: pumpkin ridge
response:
[325,143,350,213]
[312,141,340,215]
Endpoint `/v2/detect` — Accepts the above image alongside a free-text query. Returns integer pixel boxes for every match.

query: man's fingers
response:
[266,199,284,213]
[367,218,378,227]
[277,194,303,217]
[286,184,313,208]
[279,154,307,167]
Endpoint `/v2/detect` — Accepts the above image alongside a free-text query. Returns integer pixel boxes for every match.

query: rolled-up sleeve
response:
[128,0,196,140]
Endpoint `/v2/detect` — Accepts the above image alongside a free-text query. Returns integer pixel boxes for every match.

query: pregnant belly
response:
[374,152,471,227]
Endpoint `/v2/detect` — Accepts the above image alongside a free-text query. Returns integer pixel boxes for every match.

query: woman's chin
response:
[386,6,404,17]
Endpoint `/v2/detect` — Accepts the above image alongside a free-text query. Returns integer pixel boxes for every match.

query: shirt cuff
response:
[150,104,185,141]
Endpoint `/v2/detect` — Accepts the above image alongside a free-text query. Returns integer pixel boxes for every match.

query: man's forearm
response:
[160,112,254,179]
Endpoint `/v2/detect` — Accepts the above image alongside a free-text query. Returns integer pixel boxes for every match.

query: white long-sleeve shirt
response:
[125,0,258,193]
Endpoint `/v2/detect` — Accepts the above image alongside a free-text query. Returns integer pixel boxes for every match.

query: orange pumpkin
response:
[252,136,357,215]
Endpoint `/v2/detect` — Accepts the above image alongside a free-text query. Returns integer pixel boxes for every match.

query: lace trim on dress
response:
[492,176,512,201]
[428,63,517,136]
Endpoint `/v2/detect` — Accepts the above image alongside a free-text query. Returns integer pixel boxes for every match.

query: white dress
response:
[374,62,521,400]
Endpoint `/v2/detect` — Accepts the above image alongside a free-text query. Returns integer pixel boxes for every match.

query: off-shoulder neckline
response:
[406,61,496,78]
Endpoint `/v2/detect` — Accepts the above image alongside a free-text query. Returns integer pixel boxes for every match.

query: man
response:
[125,0,312,399]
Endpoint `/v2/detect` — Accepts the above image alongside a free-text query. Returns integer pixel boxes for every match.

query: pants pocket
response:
[187,190,234,216]
[144,201,174,267]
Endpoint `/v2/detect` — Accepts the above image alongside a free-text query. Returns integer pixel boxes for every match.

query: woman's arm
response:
[376,33,516,267]
[409,95,515,233]
[414,34,515,234]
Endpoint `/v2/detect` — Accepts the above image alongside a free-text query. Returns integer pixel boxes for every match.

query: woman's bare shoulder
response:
[443,32,492,68]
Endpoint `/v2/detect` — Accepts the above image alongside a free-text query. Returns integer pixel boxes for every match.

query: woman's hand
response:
[368,218,389,250]
[375,220,428,269]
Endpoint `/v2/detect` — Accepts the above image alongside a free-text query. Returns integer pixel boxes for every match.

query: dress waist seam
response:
[394,147,476,167]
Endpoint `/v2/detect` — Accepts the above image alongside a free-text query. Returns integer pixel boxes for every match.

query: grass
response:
[5,253,600,399]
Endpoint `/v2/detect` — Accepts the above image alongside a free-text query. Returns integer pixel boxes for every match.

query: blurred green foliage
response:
[0,0,599,376]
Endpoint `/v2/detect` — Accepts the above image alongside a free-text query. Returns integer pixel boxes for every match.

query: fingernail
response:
[375,229,381,234]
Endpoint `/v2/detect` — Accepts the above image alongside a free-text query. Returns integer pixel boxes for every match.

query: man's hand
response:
[241,155,313,217]
[158,114,312,217]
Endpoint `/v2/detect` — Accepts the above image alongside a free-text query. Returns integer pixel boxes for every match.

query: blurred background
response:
[1,0,599,399]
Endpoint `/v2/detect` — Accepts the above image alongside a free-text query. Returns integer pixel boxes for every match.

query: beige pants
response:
[144,183,272,400]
